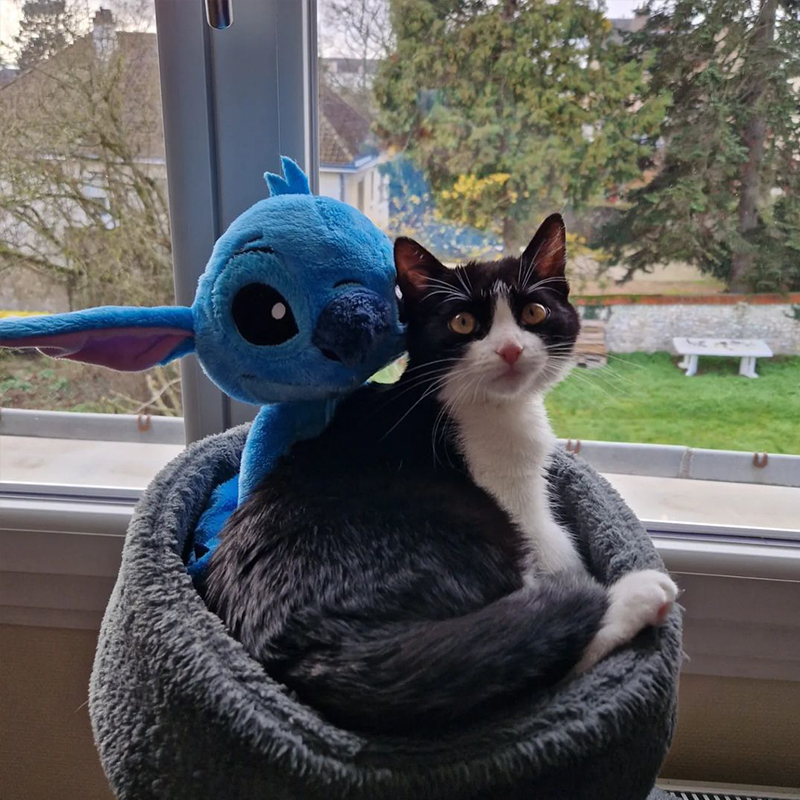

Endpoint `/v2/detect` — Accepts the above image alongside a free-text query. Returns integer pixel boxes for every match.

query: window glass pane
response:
[316,0,800,464]
[1,1,182,488]
[316,0,799,534]
[0,0,180,421]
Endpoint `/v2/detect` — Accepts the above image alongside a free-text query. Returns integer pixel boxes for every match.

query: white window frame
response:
[0,0,798,687]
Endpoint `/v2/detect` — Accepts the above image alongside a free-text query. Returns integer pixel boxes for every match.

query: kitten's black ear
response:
[394,237,448,302]
[521,214,568,294]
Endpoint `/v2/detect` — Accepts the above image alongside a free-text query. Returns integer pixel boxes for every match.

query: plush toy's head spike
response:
[263,156,311,197]
[280,156,311,193]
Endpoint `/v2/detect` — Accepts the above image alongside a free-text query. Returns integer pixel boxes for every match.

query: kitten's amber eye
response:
[449,311,477,335]
[521,302,548,326]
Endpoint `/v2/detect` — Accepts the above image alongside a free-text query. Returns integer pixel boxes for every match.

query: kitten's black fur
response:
[206,217,605,735]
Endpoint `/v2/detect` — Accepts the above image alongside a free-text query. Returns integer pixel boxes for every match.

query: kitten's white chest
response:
[456,400,548,518]
[453,399,584,575]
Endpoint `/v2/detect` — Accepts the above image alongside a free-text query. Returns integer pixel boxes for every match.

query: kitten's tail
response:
[274,572,607,734]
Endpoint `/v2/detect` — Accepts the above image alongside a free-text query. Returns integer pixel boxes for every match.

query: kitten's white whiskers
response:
[403,357,460,375]
[527,275,568,293]
[425,276,470,302]
[380,368,457,404]
[454,267,473,298]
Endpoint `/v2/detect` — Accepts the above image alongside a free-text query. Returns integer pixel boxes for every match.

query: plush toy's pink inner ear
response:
[3,327,193,371]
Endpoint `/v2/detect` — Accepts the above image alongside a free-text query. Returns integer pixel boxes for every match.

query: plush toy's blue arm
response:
[188,398,338,589]
[238,399,337,502]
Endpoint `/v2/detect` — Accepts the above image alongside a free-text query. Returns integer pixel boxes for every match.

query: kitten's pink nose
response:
[496,343,523,365]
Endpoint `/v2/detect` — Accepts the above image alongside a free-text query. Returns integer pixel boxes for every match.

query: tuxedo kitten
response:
[205,214,677,734]
[395,215,677,673]
[396,217,586,577]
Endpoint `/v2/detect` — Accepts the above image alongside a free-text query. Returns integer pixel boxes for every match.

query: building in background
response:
[317,83,389,229]
[608,11,648,43]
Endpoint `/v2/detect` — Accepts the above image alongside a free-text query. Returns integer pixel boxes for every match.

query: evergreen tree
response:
[373,0,666,252]
[13,0,74,71]
[600,0,800,291]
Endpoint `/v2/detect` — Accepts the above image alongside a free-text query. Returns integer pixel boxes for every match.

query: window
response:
[1,6,797,793]
[1,0,797,525]
[0,2,181,428]
[0,0,318,487]
[316,0,800,537]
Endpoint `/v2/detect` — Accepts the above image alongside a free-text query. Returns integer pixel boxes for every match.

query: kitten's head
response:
[395,214,579,407]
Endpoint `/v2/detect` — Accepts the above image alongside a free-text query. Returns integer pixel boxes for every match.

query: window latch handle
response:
[205,0,233,30]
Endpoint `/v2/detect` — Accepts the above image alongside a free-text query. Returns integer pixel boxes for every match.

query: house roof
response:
[319,84,374,167]
[0,31,165,162]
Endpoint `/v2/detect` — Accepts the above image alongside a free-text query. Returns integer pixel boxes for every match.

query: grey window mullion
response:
[276,0,320,194]
[155,0,319,440]
[155,0,228,442]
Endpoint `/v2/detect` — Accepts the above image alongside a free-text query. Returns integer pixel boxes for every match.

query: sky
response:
[0,0,644,64]
[0,0,158,63]
[605,0,642,16]
[0,1,20,48]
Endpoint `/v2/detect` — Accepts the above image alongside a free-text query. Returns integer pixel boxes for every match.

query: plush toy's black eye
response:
[232,283,298,346]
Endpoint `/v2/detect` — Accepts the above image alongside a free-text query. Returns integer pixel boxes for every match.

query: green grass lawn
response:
[3,348,798,454]
[545,352,800,454]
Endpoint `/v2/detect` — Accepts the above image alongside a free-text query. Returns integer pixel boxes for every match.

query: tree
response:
[0,3,173,310]
[380,156,503,261]
[320,0,394,100]
[13,1,75,72]
[373,0,667,253]
[599,0,800,292]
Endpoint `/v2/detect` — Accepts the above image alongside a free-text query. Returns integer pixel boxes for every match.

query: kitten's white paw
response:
[608,569,678,632]
[575,569,678,673]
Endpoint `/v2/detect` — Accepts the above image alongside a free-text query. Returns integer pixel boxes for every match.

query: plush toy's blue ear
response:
[264,156,311,197]
[0,306,195,371]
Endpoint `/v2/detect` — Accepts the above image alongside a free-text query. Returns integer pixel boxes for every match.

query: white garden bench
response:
[672,337,773,378]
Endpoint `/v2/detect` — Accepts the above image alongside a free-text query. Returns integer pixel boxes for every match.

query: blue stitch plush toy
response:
[0,158,405,579]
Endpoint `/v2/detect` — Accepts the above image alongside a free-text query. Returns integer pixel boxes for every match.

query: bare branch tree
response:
[320,0,393,100]
[0,0,172,310]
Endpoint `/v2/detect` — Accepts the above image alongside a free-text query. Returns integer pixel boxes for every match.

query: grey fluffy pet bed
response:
[89,424,682,800]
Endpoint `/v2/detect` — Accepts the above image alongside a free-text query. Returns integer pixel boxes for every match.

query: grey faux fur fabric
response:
[89,424,682,800]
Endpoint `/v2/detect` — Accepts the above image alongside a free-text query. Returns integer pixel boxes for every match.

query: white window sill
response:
[2,434,799,532]
[1,434,798,682]
[0,435,183,489]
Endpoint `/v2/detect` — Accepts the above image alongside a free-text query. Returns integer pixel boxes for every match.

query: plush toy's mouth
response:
[319,348,342,363]
[238,373,354,395]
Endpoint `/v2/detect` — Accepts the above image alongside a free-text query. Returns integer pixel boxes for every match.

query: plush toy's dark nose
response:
[313,288,393,368]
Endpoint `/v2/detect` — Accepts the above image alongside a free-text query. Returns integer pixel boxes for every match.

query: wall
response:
[318,170,343,202]
[662,674,800,787]
[577,296,800,355]
[319,164,390,230]
[0,625,113,800]
[2,622,798,797]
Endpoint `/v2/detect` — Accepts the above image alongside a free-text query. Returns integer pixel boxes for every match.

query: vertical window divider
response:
[155,0,319,441]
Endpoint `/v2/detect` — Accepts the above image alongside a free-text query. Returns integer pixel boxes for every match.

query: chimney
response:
[92,8,117,59]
